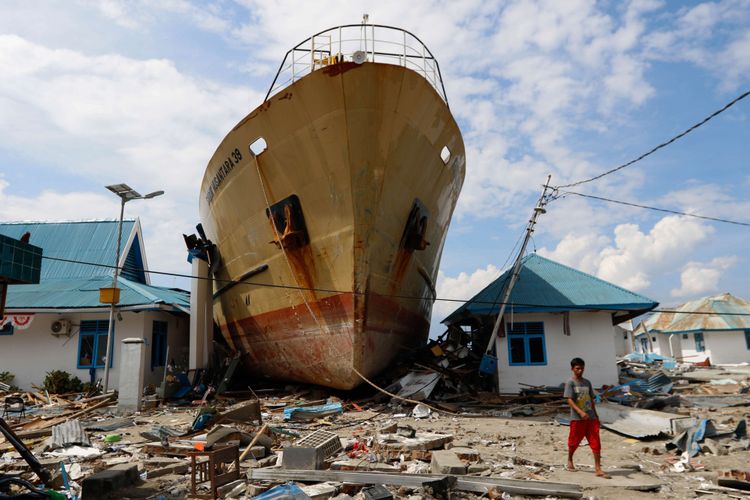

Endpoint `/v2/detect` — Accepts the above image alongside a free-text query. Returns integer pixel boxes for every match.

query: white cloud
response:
[432,264,502,323]
[538,232,610,275]
[0,34,262,285]
[716,30,750,91]
[539,215,713,291]
[643,0,750,90]
[92,0,232,33]
[0,35,255,197]
[0,180,119,221]
[671,256,737,298]
[661,183,750,221]
[93,0,144,29]
[0,179,192,286]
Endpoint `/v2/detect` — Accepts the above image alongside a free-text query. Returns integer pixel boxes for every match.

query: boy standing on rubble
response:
[564,357,610,478]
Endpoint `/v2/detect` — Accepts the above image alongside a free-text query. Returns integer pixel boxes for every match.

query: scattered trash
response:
[412,404,431,419]
[283,402,343,421]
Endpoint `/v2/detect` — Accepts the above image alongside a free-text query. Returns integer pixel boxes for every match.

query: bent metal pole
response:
[483,175,552,386]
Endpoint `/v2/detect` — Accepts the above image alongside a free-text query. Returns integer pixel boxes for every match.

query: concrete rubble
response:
[1,355,750,499]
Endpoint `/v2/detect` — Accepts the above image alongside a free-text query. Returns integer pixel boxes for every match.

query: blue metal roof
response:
[0,220,142,282]
[5,276,190,311]
[443,253,658,324]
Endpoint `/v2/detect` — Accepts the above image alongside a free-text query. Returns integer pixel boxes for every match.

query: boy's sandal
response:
[596,472,612,479]
[565,466,577,472]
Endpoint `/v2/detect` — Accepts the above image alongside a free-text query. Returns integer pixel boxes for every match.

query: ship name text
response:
[205,148,242,205]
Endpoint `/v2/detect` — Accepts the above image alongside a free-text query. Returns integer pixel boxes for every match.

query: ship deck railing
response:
[265,24,449,108]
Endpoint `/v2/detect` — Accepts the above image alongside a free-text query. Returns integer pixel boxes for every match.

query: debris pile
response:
[1,356,749,498]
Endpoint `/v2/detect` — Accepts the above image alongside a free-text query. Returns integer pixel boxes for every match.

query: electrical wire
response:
[558,190,750,227]
[37,254,750,317]
[556,89,750,189]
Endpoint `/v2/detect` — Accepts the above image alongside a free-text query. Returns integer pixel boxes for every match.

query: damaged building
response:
[442,254,659,392]
[0,220,191,390]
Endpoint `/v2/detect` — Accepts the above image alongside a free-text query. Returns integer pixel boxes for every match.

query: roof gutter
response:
[3,303,188,314]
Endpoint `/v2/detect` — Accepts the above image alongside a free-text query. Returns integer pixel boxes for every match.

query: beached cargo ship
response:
[198,23,465,389]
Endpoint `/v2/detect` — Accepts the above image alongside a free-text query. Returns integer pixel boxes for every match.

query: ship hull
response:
[200,61,465,389]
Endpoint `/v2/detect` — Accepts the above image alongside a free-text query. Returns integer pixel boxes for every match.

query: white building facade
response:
[494,311,620,393]
[1,311,189,390]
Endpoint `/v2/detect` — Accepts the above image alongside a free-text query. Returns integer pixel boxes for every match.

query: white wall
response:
[0,310,188,390]
[613,325,631,357]
[655,334,672,358]
[703,330,750,364]
[495,312,619,392]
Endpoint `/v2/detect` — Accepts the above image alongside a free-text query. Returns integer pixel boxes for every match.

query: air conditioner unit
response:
[50,319,72,336]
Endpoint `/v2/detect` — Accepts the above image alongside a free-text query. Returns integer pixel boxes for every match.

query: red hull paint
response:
[220,292,429,389]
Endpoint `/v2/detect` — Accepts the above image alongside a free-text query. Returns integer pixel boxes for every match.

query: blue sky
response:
[1,0,748,335]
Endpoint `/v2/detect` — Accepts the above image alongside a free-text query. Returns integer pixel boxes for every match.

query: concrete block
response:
[378,423,397,434]
[217,479,248,498]
[251,454,278,468]
[362,484,394,500]
[220,400,261,424]
[430,450,466,475]
[467,463,490,473]
[702,438,728,456]
[449,447,480,461]
[301,481,340,499]
[374,432,452,452]
[146,461,189,478]
[331,459,400,472]
[248,445,266,459]
[247,484,269,497]
[81,463,140,500]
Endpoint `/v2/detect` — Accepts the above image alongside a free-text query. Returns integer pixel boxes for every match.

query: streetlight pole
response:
[102,184,164,393]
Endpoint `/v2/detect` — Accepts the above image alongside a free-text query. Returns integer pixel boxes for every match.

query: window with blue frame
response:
[151,320,168,369]
[507,322,547,366]
[0,322,13,336]
[694,332,705,352]
[77,320,112,369]
[745,330,750,350]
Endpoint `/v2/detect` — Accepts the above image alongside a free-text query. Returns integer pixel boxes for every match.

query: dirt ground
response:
[325,401,750,499]
[3,366,750,499]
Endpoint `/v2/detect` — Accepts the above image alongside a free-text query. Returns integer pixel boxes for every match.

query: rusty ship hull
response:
[200,46,465,389]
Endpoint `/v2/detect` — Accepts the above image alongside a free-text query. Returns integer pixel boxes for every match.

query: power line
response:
[557,89,750,189]
[557,190,750,227]
[37,254,750,317]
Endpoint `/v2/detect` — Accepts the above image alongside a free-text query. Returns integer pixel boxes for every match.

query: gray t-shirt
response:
[563,377,596,421]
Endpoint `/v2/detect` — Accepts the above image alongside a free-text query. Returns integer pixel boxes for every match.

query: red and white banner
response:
[1,314,34,330]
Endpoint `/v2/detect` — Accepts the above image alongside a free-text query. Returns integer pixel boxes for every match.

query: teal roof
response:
[443,253,658,324]
[0,220,142,282]
[0,220,189,313]
[5,276,190,311]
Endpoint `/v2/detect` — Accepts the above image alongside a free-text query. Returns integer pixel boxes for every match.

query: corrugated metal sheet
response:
[5,276,189,310]
[644,293,750,333]
[597,401,696,438]
[48,419,91,450]
[443,254,658,323]
[0,220,137,281]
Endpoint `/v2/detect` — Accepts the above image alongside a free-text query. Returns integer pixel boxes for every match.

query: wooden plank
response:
[247,469,582,498]
[20,394,116,431]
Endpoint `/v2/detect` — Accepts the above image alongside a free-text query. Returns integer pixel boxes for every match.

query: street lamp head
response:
[106,183,141,201]
[106,184,164,201]
[144,190,165,199]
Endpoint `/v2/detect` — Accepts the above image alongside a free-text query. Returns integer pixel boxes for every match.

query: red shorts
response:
[568,419,601,454]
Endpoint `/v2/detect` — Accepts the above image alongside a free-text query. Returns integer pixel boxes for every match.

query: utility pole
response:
[482,175,553,391]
